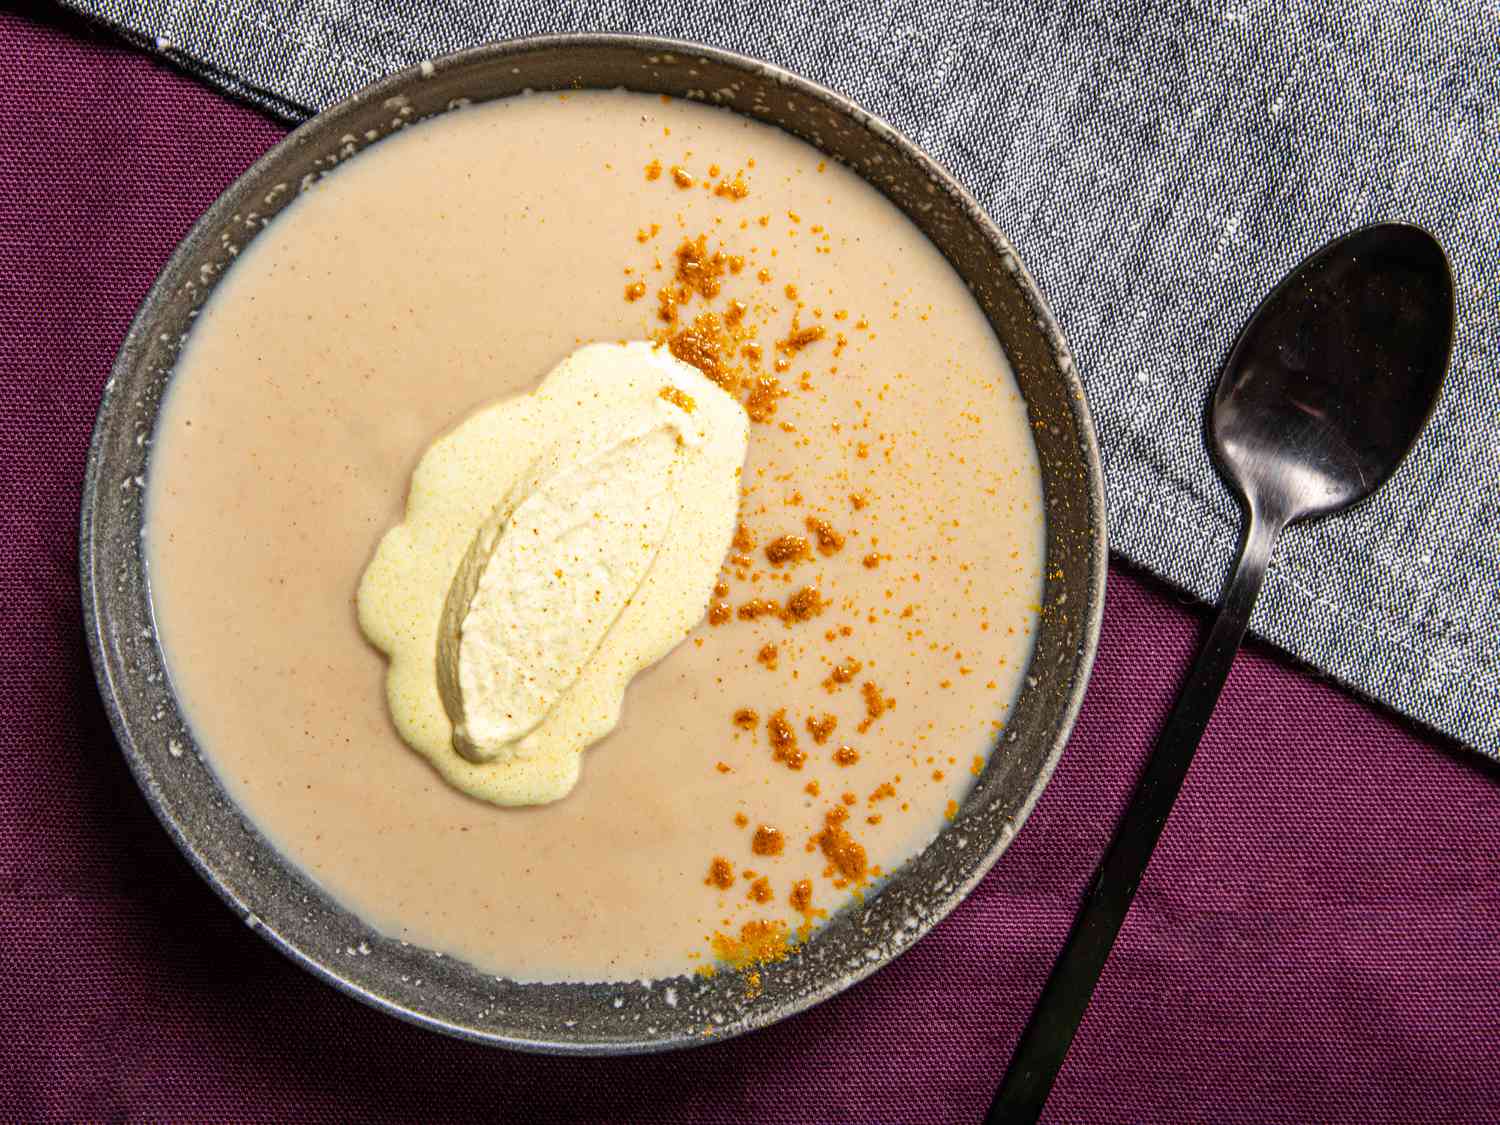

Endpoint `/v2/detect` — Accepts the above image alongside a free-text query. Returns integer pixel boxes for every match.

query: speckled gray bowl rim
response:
[81,34,1106,1054]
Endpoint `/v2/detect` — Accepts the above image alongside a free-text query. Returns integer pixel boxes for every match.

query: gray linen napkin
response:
[66,0,1500,757]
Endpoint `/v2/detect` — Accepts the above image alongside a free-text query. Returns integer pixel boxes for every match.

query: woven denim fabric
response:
[61,0,1500,756]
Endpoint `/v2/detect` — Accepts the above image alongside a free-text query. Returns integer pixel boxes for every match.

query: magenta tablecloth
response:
[2,10,1497,1123]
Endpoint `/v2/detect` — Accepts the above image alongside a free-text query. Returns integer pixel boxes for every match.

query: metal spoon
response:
[988,222,1455,1123]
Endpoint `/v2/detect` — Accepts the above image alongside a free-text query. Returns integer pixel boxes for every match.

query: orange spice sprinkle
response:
[716,761,732,774]
[708,601,732,625]
[733,523,756,552]
[674,235,726,300]
[732,708,759,731]
[747,877,774,903]
[972,755,986,776]
[625,280,647,301]
[806,713,837,744]
[738,597,782,621]
[734,812,749,828]
[782,586,824,624]
[667,312,733,390]
[744,374,785,423]
[752,825,785,856]
[767,708,807,769]
[849,492,869,510]
[705,857,734,888]
[658,385,696,412]
[862,553,881,569]
[710,919,789,969]
[823,657,862,691]
[815,805,868,883]
[714,174,750,200]
[645,158,662,181]
[757,643,779,670]
[804,780,821,796]
[945,799,959,820]
[790,879,815,914]
[833,744,860,766]
[858,681,894,732]
[805,516,845,555]
[776,322,825,355]
[765,534,810,565]
[869,781,897,803]
[670,165,694,188]
[841,791,857,806]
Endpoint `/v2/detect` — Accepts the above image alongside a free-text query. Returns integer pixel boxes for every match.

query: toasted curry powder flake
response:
[858,681,894,732]
[766,708,806,770]
[732,708,759,731]
[833,744,860,766]
[776,322,826,356]
[765,534,811,565]
[666,313,733,389]
[645,158,662,181]
[670,165,694,189]
[806,713,837,744]
[714,172,750,199]
[805,517,845,555]
[674,235,727,299]
[823,657,863,690]
[789,879,815,914]
[815,806,869,884]
[732,523,756,552]
[747,876,774,903]
[757,643,779,669]
[658,384,696,412]
[783,586,824,624]
[744,374,785,423]
[625,280,647,302]
[705,857,735,889]
[710,919,790,970]
[738,597,781,621]
[752,825,785,855]
[708,601,732,625]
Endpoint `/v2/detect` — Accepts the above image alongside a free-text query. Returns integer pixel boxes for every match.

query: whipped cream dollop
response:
[358,342,749,806]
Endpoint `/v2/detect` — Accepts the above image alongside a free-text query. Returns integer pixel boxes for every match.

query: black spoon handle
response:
[987,507,1283,1124]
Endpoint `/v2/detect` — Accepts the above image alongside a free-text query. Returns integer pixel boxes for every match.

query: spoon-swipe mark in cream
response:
[439,414,691,760]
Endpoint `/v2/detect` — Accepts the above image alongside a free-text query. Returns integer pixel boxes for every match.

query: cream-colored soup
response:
[146,89,1045,983]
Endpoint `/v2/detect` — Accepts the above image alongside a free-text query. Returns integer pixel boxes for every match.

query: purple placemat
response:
[2,10,1498,1123]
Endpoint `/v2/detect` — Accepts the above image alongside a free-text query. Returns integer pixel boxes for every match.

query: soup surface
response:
[146,89,1045,982]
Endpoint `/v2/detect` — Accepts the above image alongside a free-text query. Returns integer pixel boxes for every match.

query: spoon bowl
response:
[1212,223,1454,524]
